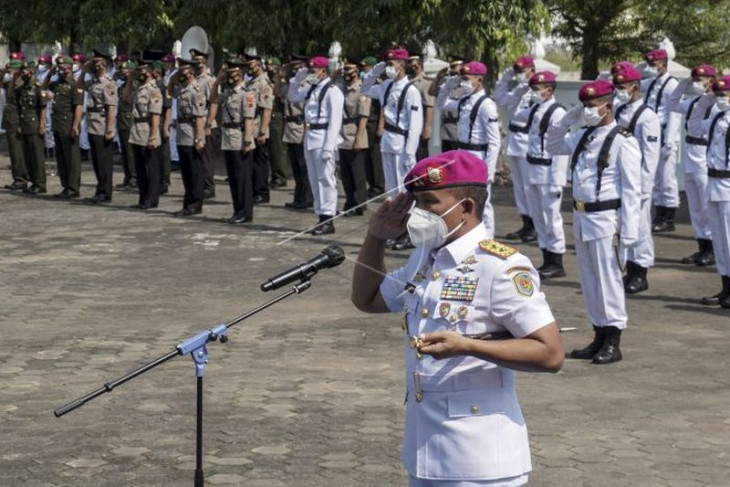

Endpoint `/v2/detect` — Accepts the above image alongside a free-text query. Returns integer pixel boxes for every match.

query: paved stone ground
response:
[0,154,728,487]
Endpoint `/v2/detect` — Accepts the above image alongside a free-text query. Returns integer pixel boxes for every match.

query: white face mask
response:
[691,81,706,95]
[37,65,49,73]
[460,80,474,96]
[385,66,398,79]
[73,63,81,72]
[305,73,320,85]
[644,66,658,78]
[2,73,12,82]
[583,104,606,126]
[615,89,631,104]
[406,199,466,249]
[716,96,730,110]
[529,89,544,103]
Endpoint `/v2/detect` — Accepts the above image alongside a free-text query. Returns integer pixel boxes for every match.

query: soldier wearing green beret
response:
[43,56,84,197]
[17,62,48,194]
[2,60,29,191]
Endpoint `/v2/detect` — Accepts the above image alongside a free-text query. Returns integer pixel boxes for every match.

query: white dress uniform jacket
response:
[380,224,555,482]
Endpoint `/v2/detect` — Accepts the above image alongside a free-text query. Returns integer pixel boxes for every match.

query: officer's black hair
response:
[449,185,488,217]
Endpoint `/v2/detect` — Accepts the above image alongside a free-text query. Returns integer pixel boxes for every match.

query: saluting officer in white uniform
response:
[546,80,642,364]
[511,71,569,280]
[641,49,681,232]
[612,64,661,294]
[666,64,718,267]
[493,55,537,242]
[352,150,563,487]
[696,76,730,308]
[436,61,501,239]
[287,56,344,235]
[361,47,424,193]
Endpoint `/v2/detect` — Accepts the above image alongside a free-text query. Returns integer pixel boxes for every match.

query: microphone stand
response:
[54,279,312,487]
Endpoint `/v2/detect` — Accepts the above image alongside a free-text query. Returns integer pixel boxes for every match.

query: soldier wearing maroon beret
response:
[352,150,563,486]
[613,65,662,294]
[641,48,681,233]
[545,80,643,364]
[665,64,719,268]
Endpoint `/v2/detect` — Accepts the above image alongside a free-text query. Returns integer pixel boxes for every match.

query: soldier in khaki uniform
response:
[129,61,163,210]
[244,54,274,204]
[280,55,313,209]
[17,61,48,194]
[152,59,173,195]
[169,58,206,216]
[208,58,257,224]
[116,61,137,190]
[44,55,83,198]
[190,49,217,199]
[339,58,371,216]
[2,59,29,191]
[408,55,434,160]
[79,49,117,203]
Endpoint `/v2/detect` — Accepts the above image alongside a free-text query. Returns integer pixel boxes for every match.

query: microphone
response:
[260,244,346,292]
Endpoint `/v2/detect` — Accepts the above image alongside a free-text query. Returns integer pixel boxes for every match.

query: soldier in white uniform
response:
[612,65,661,294]
[494,55,538,242]
[696,76,730,308]
[666,64,718,267]
[546,80,642,364]
[352,150,563,486]
[510,71,568,279]
[436,61,501,238]
[641,49,681,233]
[287,56,344,235]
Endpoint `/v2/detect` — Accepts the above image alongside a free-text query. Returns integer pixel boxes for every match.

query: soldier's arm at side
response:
[405,90,423,156]
[618,137,643,241]
[483,100,502,170]
[148,113,160,148]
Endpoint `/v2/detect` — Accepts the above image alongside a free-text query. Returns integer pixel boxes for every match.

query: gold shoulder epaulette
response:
[478,240,518,259]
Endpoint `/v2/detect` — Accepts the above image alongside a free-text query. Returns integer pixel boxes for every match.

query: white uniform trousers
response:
[652,150,680,207]
[573,220,628,329]
[382,151,416,194]
[627,197,655,267]
[304,147,338,216]
[507,155,529,216]
[408,474,528,487]
[685,171,712,240]
[525,184,565,254]
[708,201,730,276]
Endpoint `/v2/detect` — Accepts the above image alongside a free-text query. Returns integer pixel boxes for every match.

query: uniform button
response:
[470,405,480,414]
[420,308,429,318]
[432,271,441,280]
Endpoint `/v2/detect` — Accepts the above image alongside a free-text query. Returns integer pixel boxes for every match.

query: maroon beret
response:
[10,51,25,61]
[579,80,615,101]
[513,56,534,71]
[161,53,176,63]
[610,61,634,75]
[529,71,557,86]
[712,75,730,93]
[72,53,86,63]
[613,66,642,84]
[405,150,487,193]
[645,49,668,62]
[384,48,409,61]
[692,64,717,78]
[462,61,487,76]
[308,56,329,69]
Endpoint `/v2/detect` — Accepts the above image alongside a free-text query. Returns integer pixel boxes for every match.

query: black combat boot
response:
[505,215,531,240]
[521,216,537,242]
[570,326,606,360]
[624,261,648,294]
[539,252,566,279]
[537,249,548,271]
[680,239,703,265]
[695,239,715,267]
[593,326,623,364]
[721,277,730,309]
[312,215,335,235]
[700,276,730,306]
[652,207,676,233]
[651,206,665,227]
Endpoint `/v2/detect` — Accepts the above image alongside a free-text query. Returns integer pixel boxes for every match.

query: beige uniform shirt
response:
[196,71,216,128]
[245,73,274,136]
[220,83,257,151]
[129,80,163,147]
[282,97,305,144]
[411,72,435,108]
[339,81,371,150]
[86,75,117,136]
[176,81,207,146]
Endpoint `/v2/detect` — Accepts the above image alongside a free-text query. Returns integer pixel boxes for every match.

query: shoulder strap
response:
[654,76,676,111]
[615,103,630,122]
[684,96,701,131]
[305,81,333,121]
[707,111,725,149]
[628,104,648,133]
[395,81,415,126]
[595,126,629,199]
[540,103,564,136]
[644,77,660,104]
[525,103,541,132]
[571,126,597,173]
[725,122,730,167]
[465,94,489,142]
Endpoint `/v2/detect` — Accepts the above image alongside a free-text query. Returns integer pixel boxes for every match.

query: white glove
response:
[445,75,461,89]
[560,104,584,128]
[293,67,309,83]
[322,149,336,163]
[660,144,675,159]
[372,62,386,76]
[501,67,514,80]
[620,237,638,249]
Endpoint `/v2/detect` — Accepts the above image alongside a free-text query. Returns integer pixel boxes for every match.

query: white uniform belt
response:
[413,370,506,393]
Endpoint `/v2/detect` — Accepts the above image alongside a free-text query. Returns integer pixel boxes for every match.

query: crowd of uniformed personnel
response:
[1,46,729,350]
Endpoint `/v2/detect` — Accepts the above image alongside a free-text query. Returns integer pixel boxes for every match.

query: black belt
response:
[508,123,529,134]
[86,107,104,113]
[708,168,730,178]
[442,116,459,124]
[685,135,708,146]
[222,122,242,128]
[134,116,151,123]
[177,116,195,124]
[342,117,359,125]
[384,122,408,136]
[458,142,488,151]
[573,199,621,213]
[285,115,304,123]
[305,122,329,130]
[526,155,552,166]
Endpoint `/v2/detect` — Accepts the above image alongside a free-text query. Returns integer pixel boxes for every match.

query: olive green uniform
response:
[17,80,47,190]
[117,79,137,186]
[2,78,29,186]
[49,76,83,193]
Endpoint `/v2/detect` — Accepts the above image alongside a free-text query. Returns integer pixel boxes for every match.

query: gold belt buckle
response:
[575,200,585,213]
